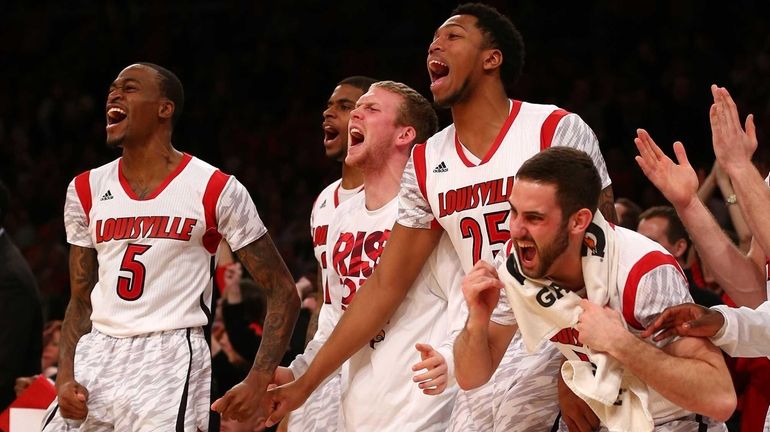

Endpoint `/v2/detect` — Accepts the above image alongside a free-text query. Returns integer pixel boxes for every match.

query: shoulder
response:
[421,124,456,156]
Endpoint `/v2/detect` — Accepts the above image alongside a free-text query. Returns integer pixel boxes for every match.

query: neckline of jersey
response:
[454,99,522,167]
[118,153,193,201]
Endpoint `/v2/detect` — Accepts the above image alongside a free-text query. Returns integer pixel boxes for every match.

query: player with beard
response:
[265,4,616,431]
[454,147,735,431]
[43,63,300,431]
[279,76,375,431]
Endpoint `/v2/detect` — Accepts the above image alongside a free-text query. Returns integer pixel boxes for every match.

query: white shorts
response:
[41,327,211,432]
[286,372,341,432]
[449,333,562,432]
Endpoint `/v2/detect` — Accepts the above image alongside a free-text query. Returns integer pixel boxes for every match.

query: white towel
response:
[499,211,655,432]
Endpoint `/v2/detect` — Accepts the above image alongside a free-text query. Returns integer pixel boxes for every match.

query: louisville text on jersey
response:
[95,216,197,243]
[437,176,515,218]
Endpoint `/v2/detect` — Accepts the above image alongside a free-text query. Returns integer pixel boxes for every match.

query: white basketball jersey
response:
[309,179,363,304]
[492,227,695,424]
[64,153,266,337]
[324,194,459,431]
[398,100,611,273]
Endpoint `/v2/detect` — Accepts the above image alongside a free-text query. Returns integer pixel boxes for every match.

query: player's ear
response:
[396,125,416,149]
[482,48,502,72]
[159,99,174,122]
[571,208,593,233]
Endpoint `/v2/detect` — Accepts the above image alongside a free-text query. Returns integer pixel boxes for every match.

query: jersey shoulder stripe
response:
[74,171,93,224]
[202,170,231,253]
[540,109,570,150]
[622,250,682,330]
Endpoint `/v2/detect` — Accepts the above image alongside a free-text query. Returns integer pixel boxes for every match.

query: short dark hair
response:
[370,81,438,145]
[137,62,185,127]
[338,76,378,94]
[516,147,602,218]
[615,197,642,230]
[452,3,525,90]
[639,205,691,248]
[0,180,8,226]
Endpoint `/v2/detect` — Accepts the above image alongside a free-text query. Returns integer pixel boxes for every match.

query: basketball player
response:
[43,63,300,431]
[455,147,734,430]
[282,76,375,431]
[266,4,616,430]
[272,80,461,430]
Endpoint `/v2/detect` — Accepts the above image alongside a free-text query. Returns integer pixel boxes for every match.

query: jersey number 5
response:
[460,210,510,264]
[117,244,152,301]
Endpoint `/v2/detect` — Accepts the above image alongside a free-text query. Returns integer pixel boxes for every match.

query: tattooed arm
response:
[212,234,301,421]
[56,245,97,420]
[599,185,618,224]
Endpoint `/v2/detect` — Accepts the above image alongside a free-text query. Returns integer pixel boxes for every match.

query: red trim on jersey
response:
[454,100,522,167]
[540,109,570,151]
[413,143,430,200]
[622,251,684,330]
[118,153,193,201]
[333,186,340,207]
[202,170,231,254]
[412,143,441,230]
[74,171,92,225]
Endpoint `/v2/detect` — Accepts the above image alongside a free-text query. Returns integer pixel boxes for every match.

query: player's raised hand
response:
[412,343,448,395]
[710,85,757,174]
[212,371,271,422]
[634,129,699,210]
[461,260,504,319]
[641,303,725,342]
[57,380,89,420]
[264,379,312,428]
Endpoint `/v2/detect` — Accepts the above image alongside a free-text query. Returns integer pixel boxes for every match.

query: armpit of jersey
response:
[216,177,267,251]
[552,113,612,189]
[64,179,93,247]
[397,155,435,229]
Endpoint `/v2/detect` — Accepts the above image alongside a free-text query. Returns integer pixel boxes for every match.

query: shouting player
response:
[44,63,299,431]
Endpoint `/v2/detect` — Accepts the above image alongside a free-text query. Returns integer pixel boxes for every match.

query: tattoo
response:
[59,246,98,382]
[598,186,618,224]
[236,235,300,373]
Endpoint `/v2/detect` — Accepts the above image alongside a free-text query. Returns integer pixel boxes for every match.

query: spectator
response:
[637,205,723,307]
[0,180,43,411]
[614,197,642,230]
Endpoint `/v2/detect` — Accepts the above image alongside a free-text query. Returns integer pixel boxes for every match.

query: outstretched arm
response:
[213,234,300,421]
[710,85,770,258]
[634,129,766,307]
[56,245,97,420]
[265,224,442,426]
[577,300,736,421]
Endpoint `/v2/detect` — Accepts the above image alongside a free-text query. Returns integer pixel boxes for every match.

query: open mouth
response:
[516,240,537,266]
[106,107,127,127]
[323,124,340,145]
[428,60,450,86]
[349,126,364,147]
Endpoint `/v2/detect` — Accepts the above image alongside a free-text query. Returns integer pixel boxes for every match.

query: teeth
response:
[430,60,447,68]
[516,240,535,248]
[350,127,363,136]
[108,107,126,115]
